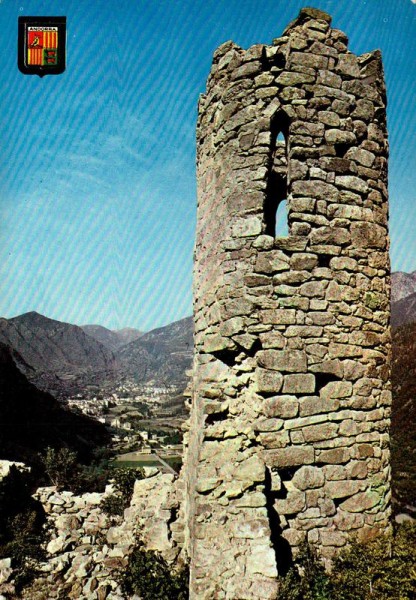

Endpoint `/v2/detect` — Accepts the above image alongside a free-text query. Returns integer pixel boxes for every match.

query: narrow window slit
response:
[264,111,290,238]
[275,197,289,238]
[264,171,288,237]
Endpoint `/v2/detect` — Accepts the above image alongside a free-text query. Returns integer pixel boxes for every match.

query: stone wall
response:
[0,468,180,600]
[181,8,391,599]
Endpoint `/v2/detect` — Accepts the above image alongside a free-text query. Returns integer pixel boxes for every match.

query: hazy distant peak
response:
[391,271,416,304]
[392,290,416,329]
[114,327,143,346]
[81,324,123,351]
[116,327,143,334]
[81,324,143,350]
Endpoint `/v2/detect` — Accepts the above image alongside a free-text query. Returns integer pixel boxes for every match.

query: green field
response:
[113,459,161,468]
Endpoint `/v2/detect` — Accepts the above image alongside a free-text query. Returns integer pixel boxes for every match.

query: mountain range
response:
[0,311,193,397]
[117,316,193,386]
[0,312,117,397]
[0,270,415,398]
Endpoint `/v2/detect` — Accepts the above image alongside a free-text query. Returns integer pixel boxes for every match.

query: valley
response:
[1,271,416,505]
[0,312,193,485]
[63,379,186,473]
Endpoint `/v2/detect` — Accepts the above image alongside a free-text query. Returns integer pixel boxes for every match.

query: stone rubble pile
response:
[180,7,391,599]
[0,467,180,600]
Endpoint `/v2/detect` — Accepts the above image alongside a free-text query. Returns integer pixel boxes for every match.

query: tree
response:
[40,447,78,488]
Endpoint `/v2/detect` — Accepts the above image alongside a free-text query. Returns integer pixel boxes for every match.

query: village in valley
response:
[62,379,187,474]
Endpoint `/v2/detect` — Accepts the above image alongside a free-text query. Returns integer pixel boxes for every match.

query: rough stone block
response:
[290,51,328,70]
[325,479,364,499]
[258,431,291,449]
[307,312,335,325]
[264,446,315,468]
[333,510,365,530]
[330,257,357,272]
[320,381,352,400]
[265,396,299,418]
[257,349,307,373]
[276,71,315,86]
[255,368,284,394]
[275,491,306,515]
[299,396,340,417]
[232,518,271,539]
[282,528,306,546]
[292,180,338,201]
[259,429,290,449]
[302,422,339,442]
[292,466,325,490]
[322,465,347,481]
[310,226,350,246]
[318,448,350,464]
[286,325,323,339]
[196,478,222,493]
[336,54,360,77]
[246,545,278,578]
[318,110,340,126]
[320,530,346,546]
[345,147,375,167]
[203,334,236,354]
[235,455,265,482]
[340,490,381,512]
[290,253,318,271]
[350,221,387,249]
[290,197,316,213]
[232,216,262,238]
[259,330,286,349]
[325,129,356,145]
[335,175,369,194]
[317,70,342,89]
[262,309,296,325]
[254,417,284,432]
[299,281,328,298]
[283,373,316,394]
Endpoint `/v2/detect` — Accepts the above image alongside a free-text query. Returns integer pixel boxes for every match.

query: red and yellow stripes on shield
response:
[27,48,43,65]
[27,29,58,66]
[43,30,58,49]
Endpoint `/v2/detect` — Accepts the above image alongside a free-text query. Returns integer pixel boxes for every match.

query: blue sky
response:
[0,0,415,330]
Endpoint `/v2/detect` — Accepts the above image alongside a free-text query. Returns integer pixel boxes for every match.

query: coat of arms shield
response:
[18,16,66,76]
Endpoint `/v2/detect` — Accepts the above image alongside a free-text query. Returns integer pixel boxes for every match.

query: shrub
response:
[0,467,46,593]
[111,466,145,497]
[39,446,78,489]
[121,542,189,600]
[101,467,144,517]
[101,494,126,517]
[277,543,331,600]
[330,523,416,600]
[38,445,117,494]
[277,524,416,600]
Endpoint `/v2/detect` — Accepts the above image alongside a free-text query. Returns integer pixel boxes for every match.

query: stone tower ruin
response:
[181,7,391,599]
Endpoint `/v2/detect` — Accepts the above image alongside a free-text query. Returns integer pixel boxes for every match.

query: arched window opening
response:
[264,112,289,237]
[276,131,285,143]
